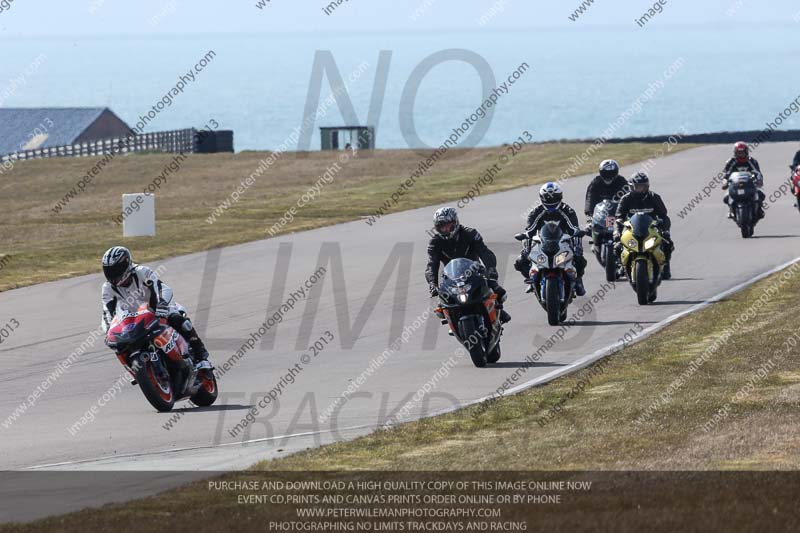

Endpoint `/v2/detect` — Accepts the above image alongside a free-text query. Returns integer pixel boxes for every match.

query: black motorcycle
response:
[435,258,503,368]
[590,199,620,282]
[727,171,761,238]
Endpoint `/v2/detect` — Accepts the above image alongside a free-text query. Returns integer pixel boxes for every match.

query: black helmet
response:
[539,182,563,212]
[433,207,460,239]
[102,246,133,286]
[629,172,650,196]
[599,160,620,183]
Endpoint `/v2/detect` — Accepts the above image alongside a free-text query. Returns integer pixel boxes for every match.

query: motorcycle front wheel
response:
[135,356,175,412]
[487,343,501,364]
[459,318,487,368]
[604,245,617,282]
[635,261,650,306]
[737,205,754,238]
[191,369,219,407]
[545,277,561,326]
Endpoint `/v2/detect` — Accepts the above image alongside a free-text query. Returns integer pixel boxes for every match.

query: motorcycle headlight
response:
[644,237,658,250]
[535,254,548,265]
[457,294,468,303]
[449,284,472,295]
[555,250,571,266]
[626,238,637,248]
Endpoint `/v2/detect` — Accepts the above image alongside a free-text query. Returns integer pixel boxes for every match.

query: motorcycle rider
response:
[791,145,800,170]
[425,207,511,323]
[614,172,674,280]
[722,141,765,220]
[585,159,629,254]
[584,159,629,221]
[100,246,210,364]
[515,183,587,296]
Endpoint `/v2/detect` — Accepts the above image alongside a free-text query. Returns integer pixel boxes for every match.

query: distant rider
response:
[100,246,210,363]
[584,159,629,221]
[722,141,765,220]
[791,144,800,170]
[585,159,629,254]
[425,207,511,323]
[614,172,674,280]
[514,182,587,296]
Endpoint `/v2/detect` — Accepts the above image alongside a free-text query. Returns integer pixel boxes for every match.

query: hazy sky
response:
[1,0,799,37]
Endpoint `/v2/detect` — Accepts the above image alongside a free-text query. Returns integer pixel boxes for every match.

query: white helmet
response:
[539,182,563,212]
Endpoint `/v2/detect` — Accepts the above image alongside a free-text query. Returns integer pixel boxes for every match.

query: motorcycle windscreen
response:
[629,213,654,239]
[442,257,478,281]
[730,173,756,191]
[593,200,616,221]
[108,320,147,351]
[729,172,752,185]
[539,223,563,255]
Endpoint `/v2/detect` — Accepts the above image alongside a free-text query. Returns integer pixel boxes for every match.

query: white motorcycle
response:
[515,221,585,326]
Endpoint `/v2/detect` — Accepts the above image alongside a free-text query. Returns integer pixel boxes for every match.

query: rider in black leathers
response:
[614,172,674,280]
[514,182,587,296]
[722,141,765,219]
[791,146,800,170]
[426,207,511,323]
[584,159,629,220]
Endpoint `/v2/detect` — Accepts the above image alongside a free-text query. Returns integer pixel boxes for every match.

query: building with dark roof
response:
[0,107,131,157]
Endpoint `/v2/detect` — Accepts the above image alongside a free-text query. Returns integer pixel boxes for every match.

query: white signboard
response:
[122,193,155,237]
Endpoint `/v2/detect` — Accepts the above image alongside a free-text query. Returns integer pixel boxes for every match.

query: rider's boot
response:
[574,277,586,296]
[188,336,210,363]
[662,262,672,280]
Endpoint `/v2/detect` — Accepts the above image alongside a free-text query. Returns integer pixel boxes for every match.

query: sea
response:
[2,25,800,152]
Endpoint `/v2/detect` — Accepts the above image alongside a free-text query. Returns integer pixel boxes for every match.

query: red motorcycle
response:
[106,304,218,412]
[792,165,800,214]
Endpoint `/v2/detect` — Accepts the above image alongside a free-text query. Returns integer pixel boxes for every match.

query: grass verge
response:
[5,259,799,531]
[0,143,695,292]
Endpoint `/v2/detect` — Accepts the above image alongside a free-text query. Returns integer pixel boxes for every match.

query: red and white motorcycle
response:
[105,304,217,412]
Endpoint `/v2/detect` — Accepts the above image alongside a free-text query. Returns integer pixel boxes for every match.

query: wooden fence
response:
[0,129,199,162]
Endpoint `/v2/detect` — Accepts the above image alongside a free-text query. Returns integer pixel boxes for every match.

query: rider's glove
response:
[485,266,499,280]
[429,285,439,298]
[155,301,170,318]
[662,230,671,240]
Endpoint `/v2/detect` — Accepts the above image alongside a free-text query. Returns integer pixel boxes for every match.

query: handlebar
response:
[515,229,586,241]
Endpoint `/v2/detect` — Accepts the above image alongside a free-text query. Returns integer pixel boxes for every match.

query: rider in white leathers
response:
[100,246,209,363]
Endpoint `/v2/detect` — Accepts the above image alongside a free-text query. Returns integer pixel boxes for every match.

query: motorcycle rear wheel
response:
[635,261,650,306]
[136,357,175,412]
